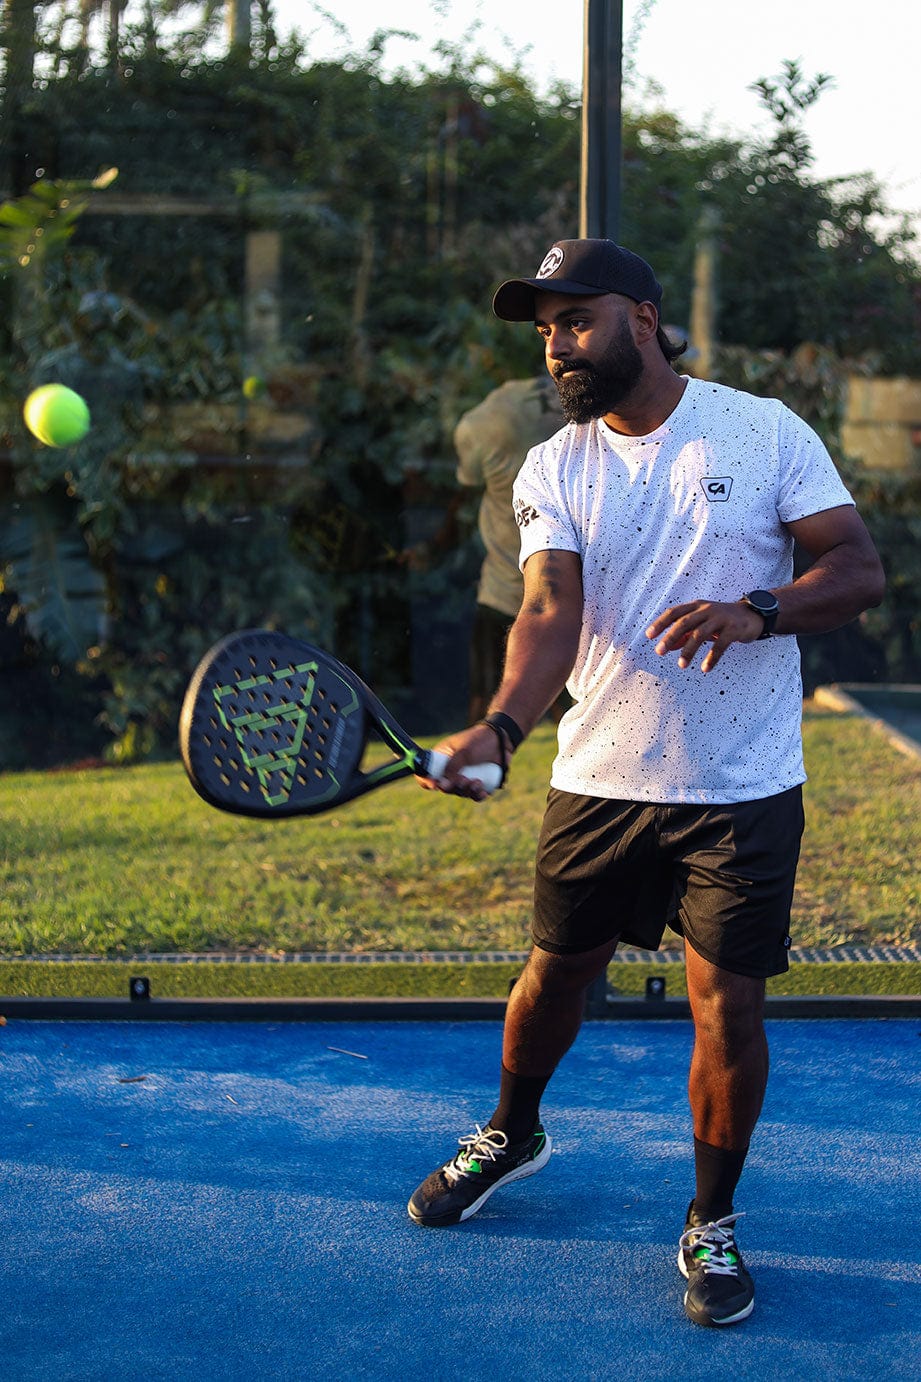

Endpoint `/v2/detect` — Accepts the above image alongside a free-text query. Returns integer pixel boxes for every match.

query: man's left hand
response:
[645,600,767,673]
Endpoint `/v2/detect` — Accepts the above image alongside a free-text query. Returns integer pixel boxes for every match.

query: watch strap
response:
[741,592,778,639]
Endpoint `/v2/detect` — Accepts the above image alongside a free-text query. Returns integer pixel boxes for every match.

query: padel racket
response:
[179,628,502,818]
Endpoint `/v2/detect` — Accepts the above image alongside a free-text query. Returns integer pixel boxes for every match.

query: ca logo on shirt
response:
[701,477,733,501]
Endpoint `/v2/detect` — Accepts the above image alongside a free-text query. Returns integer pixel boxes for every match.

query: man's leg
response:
[685,941,768,1210]
[679,943,767,1326]
[490,940,619,1139]
[407,939,616,1226]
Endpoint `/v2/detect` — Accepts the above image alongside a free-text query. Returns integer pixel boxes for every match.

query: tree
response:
[1,40,919,764]
[709,61,921,370]
[1,0,39,191]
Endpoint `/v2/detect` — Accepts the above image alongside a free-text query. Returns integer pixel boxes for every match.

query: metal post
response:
[581,0,623,1017]
[580,0,623,239]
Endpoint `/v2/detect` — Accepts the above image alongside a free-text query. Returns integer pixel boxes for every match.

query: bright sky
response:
[275,0,921,244]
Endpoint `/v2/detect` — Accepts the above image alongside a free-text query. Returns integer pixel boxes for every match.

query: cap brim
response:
[492,278,607,321]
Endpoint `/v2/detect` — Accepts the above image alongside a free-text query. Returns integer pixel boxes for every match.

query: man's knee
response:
[687,954,766,1052]
[520,940,617,996]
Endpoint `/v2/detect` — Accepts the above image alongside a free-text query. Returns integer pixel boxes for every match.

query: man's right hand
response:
[415,722,505,800]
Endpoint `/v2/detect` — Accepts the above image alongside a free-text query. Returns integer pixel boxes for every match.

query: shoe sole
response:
[677,1249,754,1326]
[407,1134,553,1227]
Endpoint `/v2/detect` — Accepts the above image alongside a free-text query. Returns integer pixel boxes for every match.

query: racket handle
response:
[423,749,503,795]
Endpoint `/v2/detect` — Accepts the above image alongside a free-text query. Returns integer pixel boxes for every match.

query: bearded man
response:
[407,239,885,1329]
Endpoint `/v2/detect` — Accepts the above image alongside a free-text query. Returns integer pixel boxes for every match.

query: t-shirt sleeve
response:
[512,449,581,570]
[775,405,854,523]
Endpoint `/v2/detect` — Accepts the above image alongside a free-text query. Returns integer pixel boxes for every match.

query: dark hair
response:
[657,324,688,365]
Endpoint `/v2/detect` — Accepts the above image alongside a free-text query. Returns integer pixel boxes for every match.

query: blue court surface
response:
[2,1017,919,1380]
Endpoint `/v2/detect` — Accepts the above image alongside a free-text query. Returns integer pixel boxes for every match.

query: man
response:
[453,376,564,720]
[407,239,885,1328]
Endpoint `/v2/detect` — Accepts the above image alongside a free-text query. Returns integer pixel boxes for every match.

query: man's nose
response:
[545,327,571,358]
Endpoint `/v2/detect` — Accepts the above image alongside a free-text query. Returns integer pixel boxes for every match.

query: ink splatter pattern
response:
[513,378,853,803]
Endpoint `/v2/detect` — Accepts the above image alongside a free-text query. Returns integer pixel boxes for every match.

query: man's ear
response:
[632,300,660,345]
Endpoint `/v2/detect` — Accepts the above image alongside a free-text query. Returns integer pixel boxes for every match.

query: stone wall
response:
[842,376,921,473]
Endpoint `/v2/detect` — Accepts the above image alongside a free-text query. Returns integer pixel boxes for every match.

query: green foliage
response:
[846,472,921,681]
[0,490,107,660]
[0,170,114,270]
[1,39,920,764]
[707,62,921,369]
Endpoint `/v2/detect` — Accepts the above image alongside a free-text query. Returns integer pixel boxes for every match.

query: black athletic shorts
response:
[532,785,805,978]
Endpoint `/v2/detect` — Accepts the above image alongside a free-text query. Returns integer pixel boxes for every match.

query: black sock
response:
[692,1137,749,1221]
[489,1064,551,1143]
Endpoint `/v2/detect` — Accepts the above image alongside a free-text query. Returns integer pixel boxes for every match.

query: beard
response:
[552,317,644,423]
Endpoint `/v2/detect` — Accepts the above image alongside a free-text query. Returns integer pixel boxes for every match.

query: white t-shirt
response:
[513,376,854,804]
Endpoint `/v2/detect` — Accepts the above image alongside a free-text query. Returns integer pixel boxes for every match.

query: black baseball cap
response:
[492,238,663,321]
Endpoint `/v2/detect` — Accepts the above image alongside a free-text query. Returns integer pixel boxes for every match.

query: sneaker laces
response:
[444,1124,510,1184]
[679,1213,745,1277]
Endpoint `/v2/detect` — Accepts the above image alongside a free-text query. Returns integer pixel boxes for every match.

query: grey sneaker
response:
[678,1206,755,1326]
[407,1123,551,1227]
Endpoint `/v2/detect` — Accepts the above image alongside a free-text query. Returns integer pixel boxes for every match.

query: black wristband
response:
[479,711,524,752]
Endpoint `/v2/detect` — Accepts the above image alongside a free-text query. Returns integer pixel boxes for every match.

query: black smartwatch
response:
[741,589,779,639]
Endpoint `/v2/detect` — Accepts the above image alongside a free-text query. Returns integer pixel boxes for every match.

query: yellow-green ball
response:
[24,384,91,447]
[242,374,266,400]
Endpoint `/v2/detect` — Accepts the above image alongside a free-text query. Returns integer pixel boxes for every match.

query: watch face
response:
[746,589,778,614]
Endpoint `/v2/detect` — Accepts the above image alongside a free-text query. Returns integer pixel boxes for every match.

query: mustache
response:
[551,360,594,383]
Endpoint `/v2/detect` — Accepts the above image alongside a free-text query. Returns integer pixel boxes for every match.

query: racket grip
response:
[423,749,503,795]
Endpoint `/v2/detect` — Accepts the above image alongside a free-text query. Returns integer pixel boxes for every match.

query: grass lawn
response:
[0,701,918,997]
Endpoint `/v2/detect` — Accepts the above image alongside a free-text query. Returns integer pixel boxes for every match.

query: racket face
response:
[179,630,370,817]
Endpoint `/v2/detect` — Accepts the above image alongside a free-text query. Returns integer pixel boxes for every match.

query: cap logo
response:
[536,247,564,279]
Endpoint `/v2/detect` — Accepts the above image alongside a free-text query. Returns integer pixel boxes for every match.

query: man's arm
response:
[772,505,886,634]
[419,548,583,795]
[646,505,885,674]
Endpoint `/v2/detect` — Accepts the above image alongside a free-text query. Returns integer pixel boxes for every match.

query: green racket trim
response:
[359,719,421,788]
[212,658,360,809]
